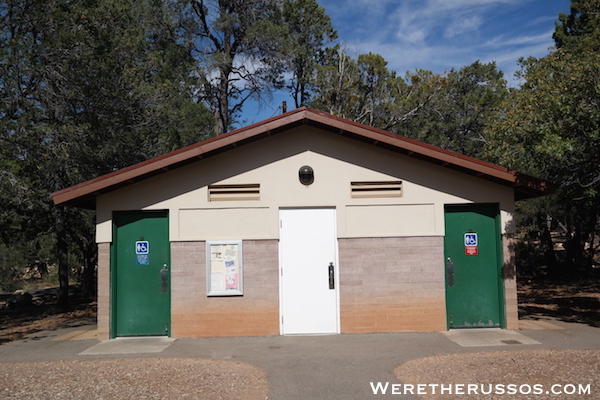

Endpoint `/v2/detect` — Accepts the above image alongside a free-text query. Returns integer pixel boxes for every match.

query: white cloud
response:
[397,29,428,45]
[319,0,566,86]
[387,0,499,45]
[488,30,554,47]
[429,0,519,10]
[444,15,483,38]
[527,15,559,27]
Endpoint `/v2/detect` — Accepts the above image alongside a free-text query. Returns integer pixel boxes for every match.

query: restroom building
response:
[51,107,553,339]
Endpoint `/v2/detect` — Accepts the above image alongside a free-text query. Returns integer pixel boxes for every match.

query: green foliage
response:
[485,49,600,183]
[282,0,337,107]
[179,0,289,134]
[0,0,214,301]
[175,0,337,133]
[0,234,57,292]
[310,50,507,159]
[485,48,600,274]
[494,1,600,268]
[554,0,600,52]
[0,0,336,299]
[310,48,422,130]
[0,244,25,293]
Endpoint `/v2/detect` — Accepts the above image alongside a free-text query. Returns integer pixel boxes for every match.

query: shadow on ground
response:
[518,280,600,328]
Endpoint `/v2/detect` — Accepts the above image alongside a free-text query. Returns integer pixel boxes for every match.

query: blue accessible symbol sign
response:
[136,241,150,265]
[464,233,478,255]
[136,241,149,254]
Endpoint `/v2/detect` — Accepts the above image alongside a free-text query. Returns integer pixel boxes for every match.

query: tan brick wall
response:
[97,242,111,340]
[502,234,519,329]
[338,237,447,333]
[170,240,279,337]
[100,235,514,338]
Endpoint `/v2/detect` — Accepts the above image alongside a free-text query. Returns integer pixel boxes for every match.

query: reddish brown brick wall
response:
[97,242,111,340]
[170,240,280,337]
[338,237,447,333]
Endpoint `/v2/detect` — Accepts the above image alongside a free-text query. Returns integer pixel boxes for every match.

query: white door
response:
[280,208,339,334]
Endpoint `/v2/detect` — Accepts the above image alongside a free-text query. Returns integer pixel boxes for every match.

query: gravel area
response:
[0,358,268,400]
[395,349,599,399]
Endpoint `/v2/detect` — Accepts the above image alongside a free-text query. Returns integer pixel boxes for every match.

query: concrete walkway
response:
[1,318,598,400]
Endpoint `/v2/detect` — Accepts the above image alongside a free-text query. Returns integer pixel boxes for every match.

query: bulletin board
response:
[206,240,243,296]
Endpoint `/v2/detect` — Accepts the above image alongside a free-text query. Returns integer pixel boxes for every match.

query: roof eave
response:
[50,109,309,208]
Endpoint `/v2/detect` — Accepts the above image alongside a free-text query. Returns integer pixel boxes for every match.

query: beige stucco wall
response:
[96,126,515,243]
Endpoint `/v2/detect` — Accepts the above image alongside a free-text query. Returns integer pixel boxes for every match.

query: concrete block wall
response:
[170,240,280,337]
[338,236,447,333]
[97,242,111,340]
[98,234,517,338]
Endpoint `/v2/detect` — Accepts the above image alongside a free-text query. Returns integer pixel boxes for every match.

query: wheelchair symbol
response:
[464,233,478,246]
[136,241,149,255]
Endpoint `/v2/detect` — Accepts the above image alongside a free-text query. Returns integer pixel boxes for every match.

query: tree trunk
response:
[540,213,558,273]
[81,240,97,299]
[541,226,558,270]
[215,67,230,135]
[56,208,69,308]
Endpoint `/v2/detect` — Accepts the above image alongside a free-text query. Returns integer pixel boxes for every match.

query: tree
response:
[282,0,337,108]
[394,61,508,158]
[308,46,362,118]
[177,0,339,133]
[553,0,600,52]
[179,0,289,134]
[484,0,600,276]
[310,50,507,159]
[309,48,446,131]
[485,49,600,274]
[0,0,213,304]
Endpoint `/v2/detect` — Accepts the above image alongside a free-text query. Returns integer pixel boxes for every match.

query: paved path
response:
[1,318,599,400]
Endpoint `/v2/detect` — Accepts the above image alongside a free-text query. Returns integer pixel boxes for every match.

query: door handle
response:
[446,257,454,287]
[328,262,335,290]
[161,264,169,294]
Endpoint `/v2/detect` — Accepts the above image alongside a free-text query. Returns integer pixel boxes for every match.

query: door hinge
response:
[281,316,284,324]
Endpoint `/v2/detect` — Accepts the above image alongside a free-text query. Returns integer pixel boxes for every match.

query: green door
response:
[444,204,504,329]
[112,211,170,337]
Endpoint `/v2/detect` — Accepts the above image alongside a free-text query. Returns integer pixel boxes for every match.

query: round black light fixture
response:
[298,165,314,185]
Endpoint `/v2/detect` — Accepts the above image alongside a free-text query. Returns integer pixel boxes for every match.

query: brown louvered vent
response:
[208,184,260,201]
[351,181,402,198]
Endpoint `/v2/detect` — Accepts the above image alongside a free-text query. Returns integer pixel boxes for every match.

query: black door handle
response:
[328,262,335,289]
[161,264,169,294]
[446,258,454,287]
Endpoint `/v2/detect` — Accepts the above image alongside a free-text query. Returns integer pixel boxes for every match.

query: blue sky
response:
[237,0,571,128]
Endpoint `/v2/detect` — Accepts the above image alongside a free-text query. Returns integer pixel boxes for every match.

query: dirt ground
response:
[395,349,599,400]
[1,358,269,400]
[517,279,600,327]
[0,290,96,345]
[0,289,269,400]
[393,278,600,400]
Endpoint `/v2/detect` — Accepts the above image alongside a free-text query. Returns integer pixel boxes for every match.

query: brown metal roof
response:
[50,107,555,209]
